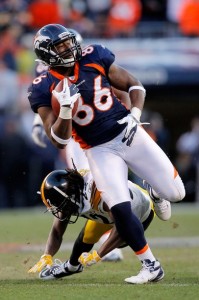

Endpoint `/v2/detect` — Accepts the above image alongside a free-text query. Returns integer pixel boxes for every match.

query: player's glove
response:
[52,78,80,108]
[28,254,53,273]
[78,250,101,267]
[117,107,142,138]
[32,124,47,148]
[118,107,149,146]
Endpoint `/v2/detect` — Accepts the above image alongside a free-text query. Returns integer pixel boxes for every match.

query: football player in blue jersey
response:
[31,29,127,261]
[28,168,156,280]
[27,24,185,284]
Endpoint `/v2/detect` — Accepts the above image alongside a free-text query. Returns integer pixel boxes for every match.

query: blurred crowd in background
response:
[1,0,199,39]
[0,0,199,208]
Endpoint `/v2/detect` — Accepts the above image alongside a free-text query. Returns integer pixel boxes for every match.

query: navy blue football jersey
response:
[28,44,129,148]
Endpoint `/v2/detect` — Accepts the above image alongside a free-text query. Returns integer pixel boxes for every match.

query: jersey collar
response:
[49,63,79,83]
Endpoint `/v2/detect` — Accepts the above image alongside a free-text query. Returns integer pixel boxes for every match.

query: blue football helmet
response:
[34,24,82,67]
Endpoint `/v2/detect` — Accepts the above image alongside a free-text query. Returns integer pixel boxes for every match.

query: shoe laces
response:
[51,259,66,275]
[134,261,151,279]
[153,199,169,212]
[141,260,156,273]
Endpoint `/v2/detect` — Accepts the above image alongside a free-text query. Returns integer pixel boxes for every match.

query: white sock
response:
[136,245,156,263]
[66,261,79,271]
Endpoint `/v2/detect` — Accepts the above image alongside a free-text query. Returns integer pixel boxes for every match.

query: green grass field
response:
[0,203,199,300]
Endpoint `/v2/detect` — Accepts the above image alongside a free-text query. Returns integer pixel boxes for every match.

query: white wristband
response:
[50,127,71,145]
[59,106,72,119]
[128,86,146,95]
[131,107,141,121]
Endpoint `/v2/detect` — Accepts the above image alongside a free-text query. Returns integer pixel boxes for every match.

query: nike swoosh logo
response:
[39,267,52,279]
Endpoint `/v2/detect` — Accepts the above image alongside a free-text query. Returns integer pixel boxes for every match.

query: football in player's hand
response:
[51,78,79,117]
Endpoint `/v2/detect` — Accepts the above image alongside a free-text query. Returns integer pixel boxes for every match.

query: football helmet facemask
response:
[34,24,82,67]
[40,169,84,222]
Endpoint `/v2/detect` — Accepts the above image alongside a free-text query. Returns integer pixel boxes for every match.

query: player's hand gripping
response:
[52,78,80,108]
[79,250,101,267]
[118,107,149,146]
[28,254,53,273]
[32,124,47,148]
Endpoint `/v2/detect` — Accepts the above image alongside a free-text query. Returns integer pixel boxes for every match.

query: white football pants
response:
[65,138,89,170]
[85,126,185,208]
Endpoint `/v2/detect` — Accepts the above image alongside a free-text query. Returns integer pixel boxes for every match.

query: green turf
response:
[0,204,199,300]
